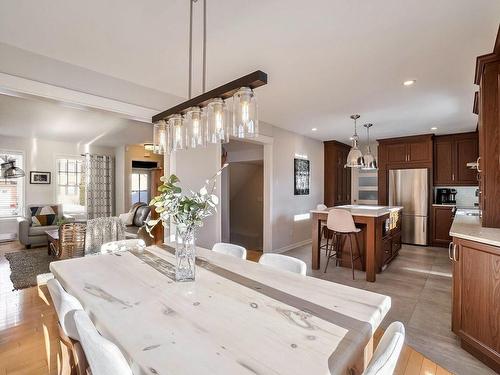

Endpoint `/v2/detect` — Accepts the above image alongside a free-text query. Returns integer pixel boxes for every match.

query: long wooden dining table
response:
[49,244,391,375]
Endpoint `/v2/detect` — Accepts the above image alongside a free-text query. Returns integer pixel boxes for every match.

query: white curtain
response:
[84,154,114,219]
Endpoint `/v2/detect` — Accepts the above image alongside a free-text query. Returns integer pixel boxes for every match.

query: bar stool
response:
[324,208,363,279]
[317,204,335,253]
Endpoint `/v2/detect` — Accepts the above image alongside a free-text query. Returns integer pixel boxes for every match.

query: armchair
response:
[18,204,74,249]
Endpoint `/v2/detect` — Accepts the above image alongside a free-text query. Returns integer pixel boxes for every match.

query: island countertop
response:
[310,205,403,218]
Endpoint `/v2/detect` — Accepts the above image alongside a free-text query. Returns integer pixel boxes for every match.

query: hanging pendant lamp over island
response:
[151,0,267,155]
[362,123,378,170]
[345,114,365,168]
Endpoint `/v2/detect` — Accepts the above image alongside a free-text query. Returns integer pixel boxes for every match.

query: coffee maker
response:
[436,188,457,204]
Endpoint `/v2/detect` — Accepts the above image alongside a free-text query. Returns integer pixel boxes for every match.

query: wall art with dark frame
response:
[30,171,51,184]
[294,158,310,195]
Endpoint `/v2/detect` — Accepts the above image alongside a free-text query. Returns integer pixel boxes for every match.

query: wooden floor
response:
[0,241,453,375]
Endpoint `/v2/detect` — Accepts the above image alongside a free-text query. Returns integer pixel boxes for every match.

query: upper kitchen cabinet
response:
[475,26,500,228]
[324,140,351,207]
[377,134,433,205]
[378,135,433,167]
[433,132,478,186]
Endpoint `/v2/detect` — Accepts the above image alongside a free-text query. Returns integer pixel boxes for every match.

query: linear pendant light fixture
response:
[345,114,365,168]
[151,0,268,155]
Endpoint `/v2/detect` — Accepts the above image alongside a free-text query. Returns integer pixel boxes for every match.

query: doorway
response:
[221,140,264,253]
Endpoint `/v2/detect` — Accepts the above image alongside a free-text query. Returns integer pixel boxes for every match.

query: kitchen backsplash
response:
[434,186,479,208]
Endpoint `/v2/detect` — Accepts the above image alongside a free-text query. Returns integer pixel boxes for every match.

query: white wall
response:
[0,135,114,234]
[170,143,221,249]
[260,122,324,252]
[170,121,324,253]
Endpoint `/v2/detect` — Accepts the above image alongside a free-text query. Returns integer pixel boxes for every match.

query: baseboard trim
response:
[271,239,312,254]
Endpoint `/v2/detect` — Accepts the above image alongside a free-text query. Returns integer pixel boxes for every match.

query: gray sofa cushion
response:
[29,225,58,236]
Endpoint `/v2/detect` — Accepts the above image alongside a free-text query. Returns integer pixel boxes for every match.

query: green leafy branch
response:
[145,164,228,237]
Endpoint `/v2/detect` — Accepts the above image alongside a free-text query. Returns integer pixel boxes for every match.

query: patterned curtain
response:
[84,154,114,219]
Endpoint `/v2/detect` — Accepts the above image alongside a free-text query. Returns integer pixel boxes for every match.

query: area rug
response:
[5,249,56,290]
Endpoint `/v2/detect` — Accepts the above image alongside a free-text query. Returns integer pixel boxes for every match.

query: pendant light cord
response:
[202,0,207,93]
[188,0,194,99]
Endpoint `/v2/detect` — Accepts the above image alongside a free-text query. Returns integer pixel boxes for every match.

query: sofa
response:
[18,204,74,248]
[124,202,151,239]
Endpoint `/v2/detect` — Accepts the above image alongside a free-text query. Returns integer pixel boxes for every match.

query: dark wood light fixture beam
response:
[152,70,268,123]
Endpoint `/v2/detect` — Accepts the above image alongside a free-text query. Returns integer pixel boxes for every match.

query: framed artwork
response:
[294,158,310,195]
[30,171,51,184]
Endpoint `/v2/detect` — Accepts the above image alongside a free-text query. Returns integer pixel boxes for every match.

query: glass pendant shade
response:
[152,120,169,155]
[345,114,365,168]
[345,138,365,168]
[207,98,230,143]
[361,123,378,170]
[169,114,186,151]
[232,87,258,138]
[185,107,206,149]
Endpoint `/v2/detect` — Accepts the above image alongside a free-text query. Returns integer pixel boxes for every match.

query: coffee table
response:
[45,229,60,258]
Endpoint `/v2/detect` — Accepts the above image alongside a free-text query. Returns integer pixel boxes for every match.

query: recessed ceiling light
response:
[403,80,416,86]
[311,128,317,131]
[431,127,438,131]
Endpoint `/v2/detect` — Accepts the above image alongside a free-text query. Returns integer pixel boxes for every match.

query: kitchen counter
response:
[450,210,500,247]
[310,205,403,217]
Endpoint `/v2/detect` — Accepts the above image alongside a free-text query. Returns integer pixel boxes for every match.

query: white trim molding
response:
[272,239,312,254]
[0,72,158,123]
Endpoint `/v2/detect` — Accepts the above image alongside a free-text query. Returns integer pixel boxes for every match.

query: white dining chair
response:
[74,310,133,375]
[363,321,405,375]
[100,239,146,254]
[47,278,84,340]
[258,253,307,276]
[47,278,88,375]
[212,242,247,259]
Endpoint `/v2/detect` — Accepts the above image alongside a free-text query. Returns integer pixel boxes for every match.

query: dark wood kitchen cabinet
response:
[324,140,351,207]
[451,237,500,372]
[377,134,433,205]
[431,205,454,247]
[475,26,500,228]
[433,132,478,186]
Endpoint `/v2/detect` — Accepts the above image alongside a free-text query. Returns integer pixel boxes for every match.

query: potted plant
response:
[146,165,227,282]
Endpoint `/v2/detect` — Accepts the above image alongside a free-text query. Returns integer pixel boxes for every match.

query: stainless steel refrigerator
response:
[388,168,428,245]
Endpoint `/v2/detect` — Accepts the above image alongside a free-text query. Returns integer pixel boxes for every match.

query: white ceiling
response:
[0,94,152,147]
[0,0,499,143]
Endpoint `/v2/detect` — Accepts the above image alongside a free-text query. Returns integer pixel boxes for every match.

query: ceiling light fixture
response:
[345,114,365,168]
[311,128,317,131]
[403,80,416,86]
[0,156,25,179]
[431,126,437,131]
[362,123,378,170]
[151,0,267,155]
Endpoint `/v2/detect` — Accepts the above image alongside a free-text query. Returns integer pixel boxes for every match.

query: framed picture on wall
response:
[294,158,310,195]
[30,171,51,184]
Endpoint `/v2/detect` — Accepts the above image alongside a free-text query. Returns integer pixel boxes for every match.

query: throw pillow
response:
[30,205,58,226]
[119,212,134,226]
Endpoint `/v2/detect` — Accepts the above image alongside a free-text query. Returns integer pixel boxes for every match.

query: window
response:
[0,152,24,218]
[57,158,85,213]
[131,171,149,205]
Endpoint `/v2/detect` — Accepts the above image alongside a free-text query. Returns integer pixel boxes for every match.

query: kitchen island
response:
[311,205,403,282]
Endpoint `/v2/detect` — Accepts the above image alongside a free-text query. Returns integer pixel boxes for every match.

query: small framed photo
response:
[30,171,51,184]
